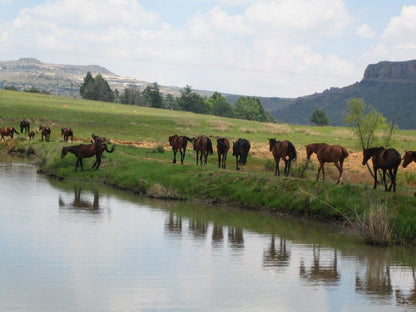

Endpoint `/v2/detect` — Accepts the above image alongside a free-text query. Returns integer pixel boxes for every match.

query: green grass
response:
[2,89,416,245]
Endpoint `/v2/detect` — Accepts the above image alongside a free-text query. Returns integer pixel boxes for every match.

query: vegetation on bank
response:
[1,89,416,246]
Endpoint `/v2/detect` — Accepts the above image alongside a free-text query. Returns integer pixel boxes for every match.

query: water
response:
[1,160,416,311]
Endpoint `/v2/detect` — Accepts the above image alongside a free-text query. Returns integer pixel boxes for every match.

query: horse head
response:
[362,147,384,166]
[305,144,314,160]
[61,147,68,159]
[268,138,278,152]
[402,151,416,168]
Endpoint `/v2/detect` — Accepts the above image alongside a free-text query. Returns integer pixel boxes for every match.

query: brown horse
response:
[168,135,191,164]
[193,135,213,166]
[61,143,115,171]
[28,131,35,140]
[91,134,108,143]
[233,138,251,170]
[402,151,416,195]
[20,120,30,134]
[268,138,297,176]
[362,147,401,192]
[39,125,51,142]
[0,127,19,141]
[306,143,349,184]
[216,138,230,169]
[61,128,74,142]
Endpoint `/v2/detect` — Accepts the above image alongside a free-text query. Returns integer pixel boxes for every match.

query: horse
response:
[28,131,35,140]
[61,142,115,171]
[216,138,230,169]
[306,143,349,184]
[193,135,213,166]
[268,138,297,176]
[20,120,30,134]
[402,151,416,196]
[39,125,51,142]
[168,135,191,164]
[362,147,401,192]
[0,127,19,141]
[232,138,251,170]
[61,128,74,142]
[91,134,108,144]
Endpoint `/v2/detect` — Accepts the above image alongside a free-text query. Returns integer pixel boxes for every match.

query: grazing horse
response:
[91,134,108,144]
[0,127,19,141]
[39,125,51,142]
[28,131,35,140]
[20,120,30,134]
[402,151,416,196]
[268,138,297,176]
[61,128,74,142]
[61,143,115,171]
[232,138,251,170]
[362,147,401,192]
[306,143,349,184]
[168,135,191,164]
[216,138,230,169]
[193,135,213,166]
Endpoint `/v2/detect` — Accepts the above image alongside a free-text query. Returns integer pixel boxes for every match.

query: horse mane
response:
[287,141,297,160]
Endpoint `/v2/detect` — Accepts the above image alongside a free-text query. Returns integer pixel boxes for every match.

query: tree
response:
[207,92,234,118]
[119,86,146,106]
[164,93,179,110]
[310,109,329,126]
[234,96,273,122]
[79,72,114,102]
[143,82,164,108]
[177,85,209,114]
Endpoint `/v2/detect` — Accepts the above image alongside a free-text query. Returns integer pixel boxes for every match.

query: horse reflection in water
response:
[228,227,244,249]
[212,224,224,246]
[299,245,340,285]
[164,212,182,235]
[189,219,208,239]
[263,235,290,269]
[59,187,100,212]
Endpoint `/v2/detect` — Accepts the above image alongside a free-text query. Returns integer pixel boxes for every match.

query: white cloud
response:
[356,24,375,39]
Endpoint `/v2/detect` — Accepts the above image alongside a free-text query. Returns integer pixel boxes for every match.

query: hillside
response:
[267,60,416,129]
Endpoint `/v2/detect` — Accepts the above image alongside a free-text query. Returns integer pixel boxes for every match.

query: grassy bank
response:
[2,89,416,245]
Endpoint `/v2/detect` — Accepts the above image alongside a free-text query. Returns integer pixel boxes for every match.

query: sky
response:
[0,0,416,98]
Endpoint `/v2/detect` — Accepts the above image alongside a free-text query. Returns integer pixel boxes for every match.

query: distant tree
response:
[119,86,146,106]
[5,85,18,91]
[143,82,164,108]
[234,96,273,122]
[164,93,179,110]
[177,85,209,113]
[310,109,329,126]
[208,92,234,118]
[80,72,114,102]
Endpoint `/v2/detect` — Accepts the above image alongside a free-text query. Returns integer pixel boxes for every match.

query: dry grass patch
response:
[174,119,198,128]
[207,120,232,132]
[331,128,354,139]
[261,123,293,135]
[295,128,325,137]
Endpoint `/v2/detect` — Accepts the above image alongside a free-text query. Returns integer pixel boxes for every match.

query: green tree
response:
[143,82,164,108]
[164,93,179,110]
[119,86,146,106]
[310,109,330,126]
[80,72,114,102]
[207,92,234,118]
[177,85,209,113]
[234,96,272,122]
[80,72,95,99]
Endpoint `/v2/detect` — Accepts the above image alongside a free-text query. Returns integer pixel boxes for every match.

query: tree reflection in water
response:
[263,234,290,269]
[164,212,182,235]
[395,268,416,306]
[58,187,100,212]
[299,244,340,286]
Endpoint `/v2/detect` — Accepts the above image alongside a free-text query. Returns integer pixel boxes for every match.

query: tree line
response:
[80,72,274,123]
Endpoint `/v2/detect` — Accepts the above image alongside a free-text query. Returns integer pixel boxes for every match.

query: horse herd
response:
[2,119,416,194]
[169,134,416,194]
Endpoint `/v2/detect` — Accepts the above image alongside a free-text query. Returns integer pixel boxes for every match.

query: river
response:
[1,160,416,311]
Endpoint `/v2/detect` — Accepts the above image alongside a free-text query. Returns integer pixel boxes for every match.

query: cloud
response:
[356,24,375,39]
[0,0,355,97]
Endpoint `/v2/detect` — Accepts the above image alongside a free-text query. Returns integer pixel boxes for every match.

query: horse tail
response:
[13,127,19,134]
[104,144,115,153]
[288,141,297,160]
[341,146,349,159]
[207,138,213,155]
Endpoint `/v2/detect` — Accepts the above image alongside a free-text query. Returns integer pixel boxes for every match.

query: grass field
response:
[1,89,416,245]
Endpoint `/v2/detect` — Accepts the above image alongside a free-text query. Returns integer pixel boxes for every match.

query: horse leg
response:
[172,149,177,164]
[236,155,240,170]
[287,159,292,177]
[95,157,102,170]
[204,152,208,166]
[316,163,323,182]
[180,150,184,165]
[382,169,388,191]
[334,161,342,185]
[373,168,378,189]
[283,159,289,177]
[218,154,221,169]
[223,154,227,169]
[275,158,280,176]
[75,158,80,171]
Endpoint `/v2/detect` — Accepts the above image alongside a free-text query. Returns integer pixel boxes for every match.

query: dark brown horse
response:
[61,128,74,142]
[168,135,191,164]
[20,120,30,134]
[216,138,230,169]
[362,147,401,192]
[39,125,51,142]
[268,138,297,176]
[193,135,213,166]
[28,131,35,140]
[91,134,108,143]
[306,143,349,184]
[0,127,19,141]
[61,143,115,171]
[402,151,416,195]
[233,138,251,170]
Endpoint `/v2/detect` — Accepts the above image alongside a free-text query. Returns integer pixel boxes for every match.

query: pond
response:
[1,160,416,311]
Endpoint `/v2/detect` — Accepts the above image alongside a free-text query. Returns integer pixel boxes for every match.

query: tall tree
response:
[310,109,330,126]
[208,92,234,118]
[234,96,272,122]
[177,85,209,113]
[79,72,114,102]
[143,82,164,108]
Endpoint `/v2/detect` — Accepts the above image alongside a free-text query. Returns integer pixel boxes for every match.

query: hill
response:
[266,60,416,129]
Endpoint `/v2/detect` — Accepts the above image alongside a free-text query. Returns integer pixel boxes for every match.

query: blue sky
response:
[1,0,416,97]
